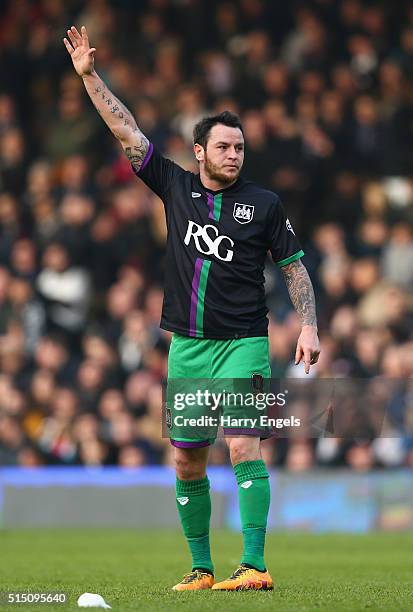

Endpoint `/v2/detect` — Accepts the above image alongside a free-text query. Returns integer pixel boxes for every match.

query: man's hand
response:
[63,26,96,77]
[295,325,320,374]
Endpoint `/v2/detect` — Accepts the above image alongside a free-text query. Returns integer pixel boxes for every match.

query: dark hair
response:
[193,110,243,148]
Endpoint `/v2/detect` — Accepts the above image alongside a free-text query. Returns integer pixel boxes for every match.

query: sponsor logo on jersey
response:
[233,203,254,224]
[184,220,234,262]
[177,496,189,505]
[241,480,253,489]
[191,192,202,198]
[286,218,295,235]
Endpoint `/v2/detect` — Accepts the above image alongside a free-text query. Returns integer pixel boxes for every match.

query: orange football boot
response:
[172,569,215,591]
[211,564,273,591]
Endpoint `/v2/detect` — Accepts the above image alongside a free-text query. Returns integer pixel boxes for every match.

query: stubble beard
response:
[204,152,241,186]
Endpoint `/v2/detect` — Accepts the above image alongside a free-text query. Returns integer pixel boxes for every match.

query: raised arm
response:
[281,259,320,373]
[63,26,149,172]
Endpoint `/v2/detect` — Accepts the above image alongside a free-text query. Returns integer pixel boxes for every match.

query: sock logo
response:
[177,496,189,505]
[241,480,253,489]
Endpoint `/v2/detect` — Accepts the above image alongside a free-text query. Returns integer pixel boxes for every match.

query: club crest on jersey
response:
[233,203,254,224]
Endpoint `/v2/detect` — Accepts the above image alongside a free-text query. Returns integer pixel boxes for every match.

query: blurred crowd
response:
[0,0,412,470]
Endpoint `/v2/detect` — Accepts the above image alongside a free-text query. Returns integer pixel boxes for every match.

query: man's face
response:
[195,124,244,185]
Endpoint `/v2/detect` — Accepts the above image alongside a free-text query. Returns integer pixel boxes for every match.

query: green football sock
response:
[234,459,270,572]
[176,476,213,574]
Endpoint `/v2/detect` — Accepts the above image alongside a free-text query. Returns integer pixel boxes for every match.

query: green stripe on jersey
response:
[195,260,211,337]
[277,249,305,267]
[214,193,222,222]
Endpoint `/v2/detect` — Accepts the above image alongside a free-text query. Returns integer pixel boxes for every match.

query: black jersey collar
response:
[194,174,245,195]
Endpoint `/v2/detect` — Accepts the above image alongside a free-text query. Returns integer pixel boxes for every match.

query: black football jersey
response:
[133,144,304,339]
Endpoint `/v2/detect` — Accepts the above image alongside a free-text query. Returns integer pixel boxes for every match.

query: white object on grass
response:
[77,593,112,608]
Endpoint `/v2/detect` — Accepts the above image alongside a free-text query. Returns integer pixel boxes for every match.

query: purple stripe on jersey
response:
[189,258,203,337]
[170,439,211,448]
[207,192,215,220]
[137,142,154,173]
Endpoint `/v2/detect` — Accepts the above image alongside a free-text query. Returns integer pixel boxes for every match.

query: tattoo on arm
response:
[281,260,317,327]
[88,79,149,171]
[124,139,150,172]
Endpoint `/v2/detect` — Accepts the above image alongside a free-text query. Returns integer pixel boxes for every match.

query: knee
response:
[229,439,260,466]
[174,449,207,480]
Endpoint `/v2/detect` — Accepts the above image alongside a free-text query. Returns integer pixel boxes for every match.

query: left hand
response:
[295,325,320,374]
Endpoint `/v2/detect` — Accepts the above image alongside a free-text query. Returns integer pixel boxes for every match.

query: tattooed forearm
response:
[281,260,318,327]
[81,71,149,171]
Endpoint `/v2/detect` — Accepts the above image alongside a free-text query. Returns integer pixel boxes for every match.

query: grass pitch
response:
[0,529,412,611]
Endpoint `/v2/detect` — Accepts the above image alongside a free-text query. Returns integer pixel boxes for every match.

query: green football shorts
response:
[166,333,272,448]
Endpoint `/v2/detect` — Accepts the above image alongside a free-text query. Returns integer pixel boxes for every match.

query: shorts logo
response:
[241,480,253,489]
[184,220,234,262]
[252,373,264,393]
[286,218,295,235]
[192,192,201,198]
[177,496,189,505]
[233,203,254,224]
[166,407,172,429]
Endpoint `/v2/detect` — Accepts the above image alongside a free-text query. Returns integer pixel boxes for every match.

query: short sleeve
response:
[132,143,185,199]
[268,197,304,267]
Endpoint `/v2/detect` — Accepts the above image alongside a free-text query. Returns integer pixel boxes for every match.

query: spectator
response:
[37,242,91,338]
